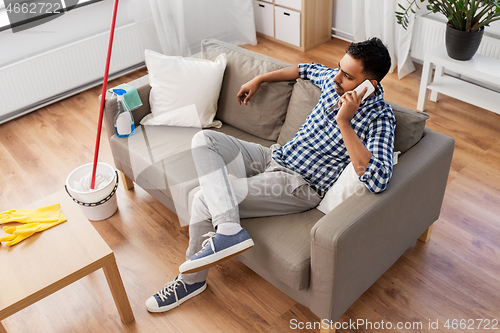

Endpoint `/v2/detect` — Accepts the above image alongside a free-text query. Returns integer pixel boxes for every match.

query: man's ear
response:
[369,79,378,88]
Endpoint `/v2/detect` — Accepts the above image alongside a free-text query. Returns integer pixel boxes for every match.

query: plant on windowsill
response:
[396,0,500,60]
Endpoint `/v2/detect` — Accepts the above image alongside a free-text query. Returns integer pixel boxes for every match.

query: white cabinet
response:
[252,0,333,52]
[253,1,274,37]
[275,6,301,47]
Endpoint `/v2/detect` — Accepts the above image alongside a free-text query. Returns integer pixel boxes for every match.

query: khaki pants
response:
[181,130,321,284]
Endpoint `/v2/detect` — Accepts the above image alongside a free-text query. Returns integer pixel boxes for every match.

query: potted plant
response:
[396,0,500,60]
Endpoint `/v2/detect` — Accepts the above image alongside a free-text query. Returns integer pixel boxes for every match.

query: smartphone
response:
[329,79,376,113]
[353,79,375,102]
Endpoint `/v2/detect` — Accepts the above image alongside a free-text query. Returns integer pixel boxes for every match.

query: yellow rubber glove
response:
[0,204,62,224]
[0,231,36,246]
[0,212,67,246]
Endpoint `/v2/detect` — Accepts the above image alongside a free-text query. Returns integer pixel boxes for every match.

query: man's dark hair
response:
[346,37,391,83]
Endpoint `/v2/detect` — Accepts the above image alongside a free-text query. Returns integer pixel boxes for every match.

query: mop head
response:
[73,172,112,192]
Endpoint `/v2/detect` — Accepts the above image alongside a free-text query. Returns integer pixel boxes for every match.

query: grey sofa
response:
[102,39,454,324]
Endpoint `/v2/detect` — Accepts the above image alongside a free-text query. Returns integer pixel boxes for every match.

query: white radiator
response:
[0,23,144,123]
[410,15,500,62]
[410,15,500,92]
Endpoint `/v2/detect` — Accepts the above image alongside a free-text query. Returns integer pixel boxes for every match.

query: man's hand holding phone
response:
[337,79,374,124]
[337,88,366,123]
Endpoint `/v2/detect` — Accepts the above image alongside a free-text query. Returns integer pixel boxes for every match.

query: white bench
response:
[417,44,500,115]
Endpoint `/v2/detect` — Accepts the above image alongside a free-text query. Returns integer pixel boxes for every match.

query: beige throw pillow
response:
[388,102,430,154]
[201,39,294,141]
[277,79,320,146]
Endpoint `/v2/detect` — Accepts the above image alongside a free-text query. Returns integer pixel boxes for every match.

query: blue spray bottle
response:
[113,88,136,137]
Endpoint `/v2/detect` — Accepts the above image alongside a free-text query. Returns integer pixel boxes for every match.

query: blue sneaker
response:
[179,229,254,274]
[145,276,206,313]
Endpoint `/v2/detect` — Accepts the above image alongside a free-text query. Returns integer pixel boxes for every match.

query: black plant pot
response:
[445,23,484,61]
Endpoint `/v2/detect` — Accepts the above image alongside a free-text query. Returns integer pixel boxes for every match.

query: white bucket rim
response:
[66,162,115,195]
[65,171,119,208]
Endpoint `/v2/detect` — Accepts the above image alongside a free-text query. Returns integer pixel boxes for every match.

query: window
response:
[0,0,103,33]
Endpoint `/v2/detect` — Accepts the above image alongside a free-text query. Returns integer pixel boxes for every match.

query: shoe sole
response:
[179,239,254,274]
[146,282,207,313]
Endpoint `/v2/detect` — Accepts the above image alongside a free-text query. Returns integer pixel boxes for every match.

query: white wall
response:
[0,0,136,67]
[331,0,353,41]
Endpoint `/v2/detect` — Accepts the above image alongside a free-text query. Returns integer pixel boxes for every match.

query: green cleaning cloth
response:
[108,83,143,110]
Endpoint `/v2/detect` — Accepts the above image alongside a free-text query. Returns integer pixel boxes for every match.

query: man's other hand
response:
[237,77,262,105]
[337,87,367,124]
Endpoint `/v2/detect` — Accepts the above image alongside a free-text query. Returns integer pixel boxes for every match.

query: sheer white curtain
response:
[352,0,415,79]
[131,0,257,56]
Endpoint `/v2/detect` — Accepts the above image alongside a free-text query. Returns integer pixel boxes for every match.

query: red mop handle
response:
[91,0,120,189]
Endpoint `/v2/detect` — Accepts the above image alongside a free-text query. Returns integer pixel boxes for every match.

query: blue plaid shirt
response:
[272,63,396,196]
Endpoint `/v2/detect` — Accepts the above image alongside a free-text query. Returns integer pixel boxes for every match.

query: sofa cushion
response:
[110,124,276,220]
[240,209,325,290]
[201,39,294,141]
[110,125,201,210]
[212,124,275,148]
[388,102,430,154]
[278,79,320,146]
[186,183,324,290]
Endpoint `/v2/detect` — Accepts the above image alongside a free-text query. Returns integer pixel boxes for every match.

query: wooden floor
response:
[1,37,499,332]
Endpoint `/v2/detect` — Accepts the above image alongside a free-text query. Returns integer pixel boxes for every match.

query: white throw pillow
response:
[316,162,364,214]
[143,50,227,128]
[316,152,401,214]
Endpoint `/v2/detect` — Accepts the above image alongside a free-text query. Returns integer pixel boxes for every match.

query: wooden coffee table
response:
[0,191,134,332]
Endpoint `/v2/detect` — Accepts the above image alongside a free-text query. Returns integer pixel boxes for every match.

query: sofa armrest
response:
[100,75,152,142]
[308,128,455,321]
[99,75,151,139]
[98,75,151,173]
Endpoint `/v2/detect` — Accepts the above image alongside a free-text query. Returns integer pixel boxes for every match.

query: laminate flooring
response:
[1,37,499,333]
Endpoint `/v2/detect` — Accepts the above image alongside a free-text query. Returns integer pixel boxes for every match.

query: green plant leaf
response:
[397,0,500,31]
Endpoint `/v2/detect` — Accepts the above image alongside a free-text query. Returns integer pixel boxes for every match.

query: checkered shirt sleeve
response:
[359,113,396,193]
[298,63,333,90]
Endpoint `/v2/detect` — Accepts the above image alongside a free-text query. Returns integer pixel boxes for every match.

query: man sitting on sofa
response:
[146,37,395,313]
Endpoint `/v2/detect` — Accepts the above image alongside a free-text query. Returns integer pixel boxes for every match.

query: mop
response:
[90,0,120,190]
